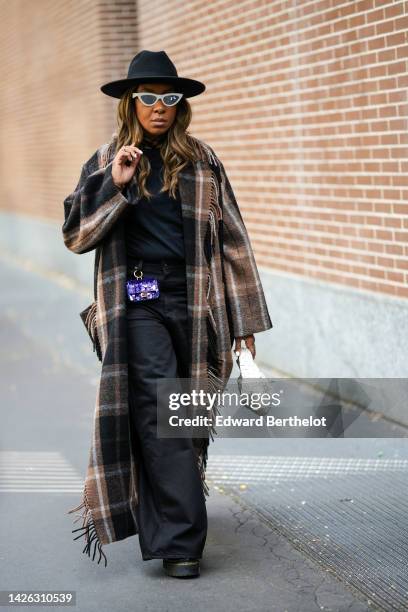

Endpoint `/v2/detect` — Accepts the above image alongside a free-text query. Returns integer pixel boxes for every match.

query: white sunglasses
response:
[131,92,183,107]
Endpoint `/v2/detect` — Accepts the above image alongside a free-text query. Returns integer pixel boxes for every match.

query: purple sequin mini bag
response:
[126,266,160,302]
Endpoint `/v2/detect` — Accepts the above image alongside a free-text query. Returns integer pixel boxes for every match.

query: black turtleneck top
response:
[124,133,185,263]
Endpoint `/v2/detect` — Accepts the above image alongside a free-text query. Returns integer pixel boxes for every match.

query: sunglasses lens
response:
[139,94,157,106]
[163,94,181,106]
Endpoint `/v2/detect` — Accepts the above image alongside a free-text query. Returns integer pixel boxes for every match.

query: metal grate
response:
[207,455,408,612]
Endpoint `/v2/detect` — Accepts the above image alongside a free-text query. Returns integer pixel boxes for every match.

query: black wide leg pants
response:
[126,258,208,561]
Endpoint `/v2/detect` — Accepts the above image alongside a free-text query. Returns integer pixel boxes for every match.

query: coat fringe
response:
[79,301,102,362]
[194,364,224,499]
[194,164,225,499]
[67,484,108,567]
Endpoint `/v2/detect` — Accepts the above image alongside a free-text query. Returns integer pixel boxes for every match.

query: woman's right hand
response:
[112,142,143,189]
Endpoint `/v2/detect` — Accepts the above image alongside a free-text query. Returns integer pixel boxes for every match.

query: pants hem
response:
[142,553,203,561]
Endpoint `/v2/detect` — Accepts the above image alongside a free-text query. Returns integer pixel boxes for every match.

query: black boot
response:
[163,558,200,578]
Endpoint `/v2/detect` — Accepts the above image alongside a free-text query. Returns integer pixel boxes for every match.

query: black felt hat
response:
[100,49,206,99]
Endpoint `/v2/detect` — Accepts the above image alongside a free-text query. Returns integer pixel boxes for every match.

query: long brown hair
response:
[113,88,207,200]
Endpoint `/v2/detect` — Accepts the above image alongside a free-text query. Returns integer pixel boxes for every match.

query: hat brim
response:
[100,76,205,99]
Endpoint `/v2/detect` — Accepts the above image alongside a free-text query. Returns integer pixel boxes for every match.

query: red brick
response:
[0,0,406,302]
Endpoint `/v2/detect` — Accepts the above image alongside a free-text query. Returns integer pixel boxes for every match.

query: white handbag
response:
[234,347,271,416]
[234,346,266,379]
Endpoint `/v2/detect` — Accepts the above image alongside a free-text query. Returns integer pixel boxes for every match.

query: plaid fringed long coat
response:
[62,133,272,566]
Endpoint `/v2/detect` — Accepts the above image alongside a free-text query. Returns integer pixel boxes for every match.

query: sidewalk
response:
[2,251,405,612]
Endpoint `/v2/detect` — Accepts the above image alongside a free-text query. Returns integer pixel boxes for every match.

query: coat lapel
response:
[178,159,215,390]
[176,161,196,382]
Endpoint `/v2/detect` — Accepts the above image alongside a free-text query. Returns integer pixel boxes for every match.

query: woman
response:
[62,50,272,578]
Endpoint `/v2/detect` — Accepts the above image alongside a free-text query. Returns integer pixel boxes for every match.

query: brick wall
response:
[138,0,408,297]
[0,0,137,220]
[1,0,407,297]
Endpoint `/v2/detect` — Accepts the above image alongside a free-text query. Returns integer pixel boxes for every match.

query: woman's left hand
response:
[234,334,256,360]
